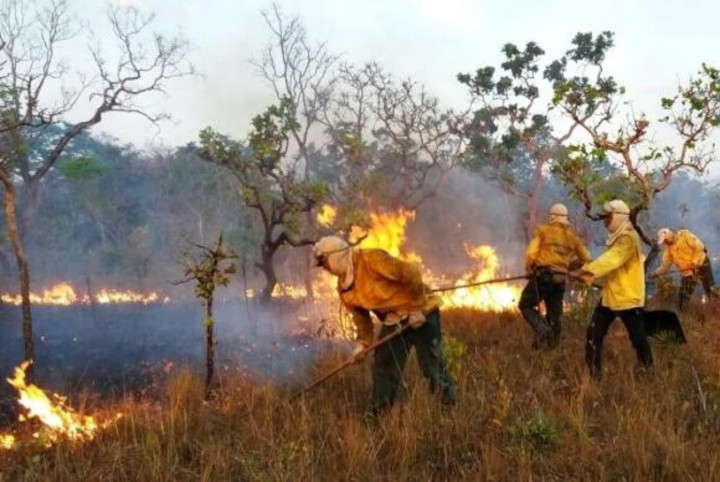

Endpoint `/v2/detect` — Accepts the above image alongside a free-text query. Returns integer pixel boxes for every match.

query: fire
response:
[346,208,521,311]
[307,208,523,323]
[271,206,523,339]
[0,434,15,449]
[316,204,338,227]
[434,244,522,310]
[95,288,168,305]
[349,209,419,260]
[1,283,170,306]
[0,362,120,450]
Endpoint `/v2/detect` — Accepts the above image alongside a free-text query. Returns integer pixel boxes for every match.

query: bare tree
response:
[253,3,337,181]
[0,0,192,362]
[547,32,720,246]
[321,62,465,219]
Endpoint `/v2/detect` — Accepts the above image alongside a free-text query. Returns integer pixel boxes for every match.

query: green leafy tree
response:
[547,31,720,245]
[199,99,329,300]
[457,42,579,238]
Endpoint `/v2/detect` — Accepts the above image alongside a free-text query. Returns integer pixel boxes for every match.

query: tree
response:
[319,62,465,228]
[546,31,720,245]
[199,99,329,300]
[252,3,338,297]
[457,42,578,239]
[176,235,236,399]
[0,0,192,363]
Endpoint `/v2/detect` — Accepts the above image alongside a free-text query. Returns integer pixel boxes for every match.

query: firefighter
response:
[650,228,719,311]
[519,203,591,348]
[311,236,457,416]
[570,200,653,380]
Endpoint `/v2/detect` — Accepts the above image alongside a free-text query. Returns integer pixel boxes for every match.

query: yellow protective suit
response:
[339,249,442,346]
[525,222,591,273]
[583,228,645,310]
[654,229,707,277]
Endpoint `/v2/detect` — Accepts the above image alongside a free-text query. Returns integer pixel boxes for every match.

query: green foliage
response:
[199,100,328,238]
[180,235,237,302]
[457,39,565,235]
[507,410,561,450]
[58,157,108,180]
[546,30,720,238]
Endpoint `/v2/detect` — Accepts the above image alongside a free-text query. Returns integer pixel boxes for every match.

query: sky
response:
[65,0,720,155]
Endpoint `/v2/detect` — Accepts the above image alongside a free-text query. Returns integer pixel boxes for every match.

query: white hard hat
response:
[657,228,673,244]
[602,199,630,216]
[549,203,568,216]
[311,236,350,267]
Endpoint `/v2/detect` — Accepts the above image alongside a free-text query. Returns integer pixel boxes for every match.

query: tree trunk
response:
[0,171,34,363]
[240,254,255,335]
[304,213,315,300]
[204,297,214,399]
[22,178,41,231]
[527,159,545,240]
[259,246,278,301]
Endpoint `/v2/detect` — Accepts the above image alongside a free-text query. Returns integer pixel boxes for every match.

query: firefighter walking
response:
[571,200,653,381]
[519,203,591,348]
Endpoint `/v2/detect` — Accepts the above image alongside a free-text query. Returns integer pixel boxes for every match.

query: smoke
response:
[0,300,348,426]
[649,172,720,255]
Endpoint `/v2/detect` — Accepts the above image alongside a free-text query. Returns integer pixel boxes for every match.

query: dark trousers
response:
[372,309,456,413]
[585,304,653,380]
[679,253,718,312]
[518,269,565,346]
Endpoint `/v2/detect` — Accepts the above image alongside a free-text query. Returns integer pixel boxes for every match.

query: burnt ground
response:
[0,300,345,426]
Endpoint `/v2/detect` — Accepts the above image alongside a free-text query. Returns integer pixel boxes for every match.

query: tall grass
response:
[2,297,720,481]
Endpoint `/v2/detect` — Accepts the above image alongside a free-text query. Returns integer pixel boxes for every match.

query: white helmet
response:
[549,203,568,217]
[602,199,630,217]
[657,228,673,244]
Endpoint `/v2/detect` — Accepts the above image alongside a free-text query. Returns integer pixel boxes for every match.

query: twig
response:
[690,362,708,423]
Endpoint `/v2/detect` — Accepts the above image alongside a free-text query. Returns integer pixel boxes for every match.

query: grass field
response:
[2,292,720,481]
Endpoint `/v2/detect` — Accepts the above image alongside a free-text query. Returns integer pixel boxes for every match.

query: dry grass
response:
[3,295,720,481]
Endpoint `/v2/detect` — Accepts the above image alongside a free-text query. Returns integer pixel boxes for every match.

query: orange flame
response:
[433,244,522,310]
[0,434,15,449]
[283,207,523,339]
[0,362,120,450]
[0,283,170,306]
[316,204,338,227]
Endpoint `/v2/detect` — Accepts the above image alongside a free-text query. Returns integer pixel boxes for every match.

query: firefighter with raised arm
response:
[519,203,591,348]
[311,235,457,416]
[651,228,719,311]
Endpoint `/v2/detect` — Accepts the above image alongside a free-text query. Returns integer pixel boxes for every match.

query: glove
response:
[408,311,426,329]
[569,269,593,285]
[351,343,368,363]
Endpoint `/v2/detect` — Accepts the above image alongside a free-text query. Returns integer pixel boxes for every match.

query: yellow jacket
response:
[525,222,591,273]
[655,230,706,277]
[583,228,645,310]
[339,249,442,346]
